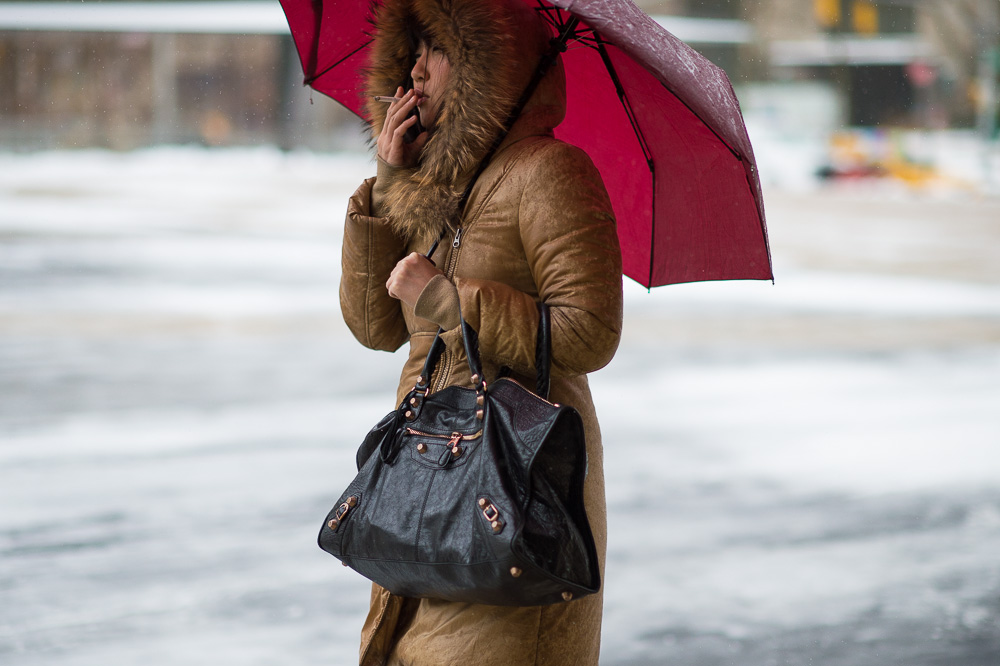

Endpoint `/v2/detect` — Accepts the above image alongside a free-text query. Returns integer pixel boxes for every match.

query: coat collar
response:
[365,0,566,247]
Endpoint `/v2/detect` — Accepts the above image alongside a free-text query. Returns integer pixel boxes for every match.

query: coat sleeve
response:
[450,142,623,377]
[339,177,410,352]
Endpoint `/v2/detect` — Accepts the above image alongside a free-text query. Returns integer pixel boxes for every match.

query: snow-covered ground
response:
[1,146,999,665]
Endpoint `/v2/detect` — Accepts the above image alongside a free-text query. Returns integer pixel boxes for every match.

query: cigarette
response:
[373,93,424,103]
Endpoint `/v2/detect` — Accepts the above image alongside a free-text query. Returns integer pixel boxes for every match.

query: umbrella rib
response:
[594,41,653,170]
[594,38,657,286]
[533,2,599,47]
[533,1,564,30]
[304,39,374,87]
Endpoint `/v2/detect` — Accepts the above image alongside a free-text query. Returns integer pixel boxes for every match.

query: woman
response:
[339,0,623,663]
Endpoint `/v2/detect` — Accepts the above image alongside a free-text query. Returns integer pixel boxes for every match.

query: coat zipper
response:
[446,224,463,274]
[432,225,464,394]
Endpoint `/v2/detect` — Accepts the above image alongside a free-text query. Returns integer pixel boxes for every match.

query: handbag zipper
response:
[405,428,483,441]
[406,428,483,457]
[494,376,561,408]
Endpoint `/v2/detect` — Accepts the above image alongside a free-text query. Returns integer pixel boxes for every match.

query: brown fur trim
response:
[365,0,527,246]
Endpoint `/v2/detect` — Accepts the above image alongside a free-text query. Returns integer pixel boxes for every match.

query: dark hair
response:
[399,18,432,140]
[404,19,432,59]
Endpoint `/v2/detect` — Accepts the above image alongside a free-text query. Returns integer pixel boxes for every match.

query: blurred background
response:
[1,2,999,665]
[1,0,999,181]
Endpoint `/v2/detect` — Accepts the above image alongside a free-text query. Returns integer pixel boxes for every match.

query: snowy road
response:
[1,148,999,665]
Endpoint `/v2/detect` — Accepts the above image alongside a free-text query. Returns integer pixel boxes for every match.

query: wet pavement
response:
[1,149,999,665]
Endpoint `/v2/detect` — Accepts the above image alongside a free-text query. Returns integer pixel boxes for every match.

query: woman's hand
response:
[386,252,443,307]
[376,87,428,167]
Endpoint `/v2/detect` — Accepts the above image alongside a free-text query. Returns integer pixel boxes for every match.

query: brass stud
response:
[405,410,413,419]
[416,443,428,454]
[342,561,348,567]
[409,397,418,406]
[471,373,480,385]
[416,375,424,385]
[478,498,487,508]
[451,445,462,458]
[510,567,522,578]
[328,519,339,530]
[475,409,484,420]
[347,496,358,507]
[561,591,573,602]
[476,394,484,407]
[491,520,501,533]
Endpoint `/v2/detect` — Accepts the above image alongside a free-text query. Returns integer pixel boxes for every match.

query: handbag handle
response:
[413,302,552,400]
[534,303,551,400]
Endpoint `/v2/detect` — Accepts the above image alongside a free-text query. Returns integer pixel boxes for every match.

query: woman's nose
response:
[411,53,426,83]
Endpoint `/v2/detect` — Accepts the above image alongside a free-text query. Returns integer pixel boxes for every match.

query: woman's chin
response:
[417,111,435,132]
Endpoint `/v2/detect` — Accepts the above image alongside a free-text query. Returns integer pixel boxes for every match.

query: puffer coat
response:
[338,1,623,664]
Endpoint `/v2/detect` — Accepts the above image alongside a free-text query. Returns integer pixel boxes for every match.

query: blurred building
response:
[636,0,1000,132]
[754,0,997,130]
[0,1,359,150]
[0,0,997,150]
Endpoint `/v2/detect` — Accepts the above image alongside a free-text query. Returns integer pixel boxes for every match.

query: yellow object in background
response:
[852,1,879,34]
[815,0,841,27]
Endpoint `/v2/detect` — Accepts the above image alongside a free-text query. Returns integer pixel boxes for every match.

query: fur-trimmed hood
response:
[365,0,566,245]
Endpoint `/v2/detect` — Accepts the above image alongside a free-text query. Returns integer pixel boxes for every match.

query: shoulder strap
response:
[535,302,551,400]
[494,301,551,399]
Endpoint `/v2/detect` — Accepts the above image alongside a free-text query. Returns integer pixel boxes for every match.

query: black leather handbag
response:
[318,304,600,606]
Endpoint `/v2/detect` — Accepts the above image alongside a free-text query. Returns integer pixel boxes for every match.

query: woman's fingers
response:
[391,115,418,142]
[386,252,442,305]
[377,88,424,166]
[381,89,417,133]
[377,86,406,160]
[383,118,419,166]
[383,88,409,125]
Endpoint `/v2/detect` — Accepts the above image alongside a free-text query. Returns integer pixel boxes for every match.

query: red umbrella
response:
[279,0,772,287]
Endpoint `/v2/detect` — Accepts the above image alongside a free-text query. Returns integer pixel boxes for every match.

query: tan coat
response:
[338,1,623,663]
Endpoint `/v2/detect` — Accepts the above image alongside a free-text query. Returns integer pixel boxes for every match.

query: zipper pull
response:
[448,432,463,458]
[452,227,462,248]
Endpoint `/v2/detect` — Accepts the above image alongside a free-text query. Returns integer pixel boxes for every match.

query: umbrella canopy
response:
[280,0,772,287]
